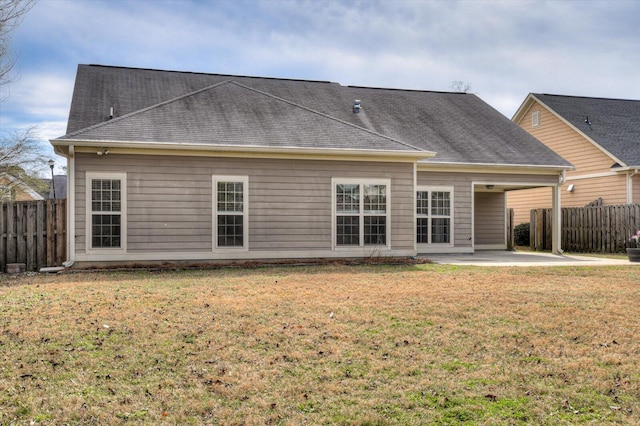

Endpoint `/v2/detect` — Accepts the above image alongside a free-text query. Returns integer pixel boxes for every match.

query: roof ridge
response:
[348,85,468,95]
[60,80,236,138]
[85,64,334,85]
[534,93,640,103]
[230,81,427,152]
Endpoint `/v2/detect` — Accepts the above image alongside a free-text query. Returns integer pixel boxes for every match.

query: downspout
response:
[63,145,75,268]
[552,171,564,254]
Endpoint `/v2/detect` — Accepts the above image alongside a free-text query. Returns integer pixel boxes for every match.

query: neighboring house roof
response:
[40,175,68,199]
[55,64,571,168]
[517,93,640,168]
[0,173,45,201]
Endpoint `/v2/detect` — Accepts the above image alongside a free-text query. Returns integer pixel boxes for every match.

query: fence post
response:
[36,201,45,270]
[55,199,66,266]
[0,203,5,271]
[26,203,36,271]
[529,209,536,250]
[507,208,514,250]
[536,208,544,251]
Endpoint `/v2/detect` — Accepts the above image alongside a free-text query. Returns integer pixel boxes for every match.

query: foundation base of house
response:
[66,256,431,271]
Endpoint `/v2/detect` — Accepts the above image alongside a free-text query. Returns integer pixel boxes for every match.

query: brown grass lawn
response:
[1,264,639,425]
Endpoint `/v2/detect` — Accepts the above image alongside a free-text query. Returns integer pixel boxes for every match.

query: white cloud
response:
[4,0,639,126]
[6,73,73,119]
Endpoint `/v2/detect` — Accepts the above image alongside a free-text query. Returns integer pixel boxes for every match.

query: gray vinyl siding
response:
[417,170,558,249]
[474,192,505,246]
[74,153,415,255]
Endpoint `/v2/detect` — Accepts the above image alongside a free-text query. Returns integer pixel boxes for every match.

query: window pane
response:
[364,216,386,245]
[336,184,359,213]
[91,179,121,213]
[416,191,429,215]
[336,215,359,245]
[218,214,244,247]
[432,218,450,243]
[217,181,243,212]
[417,218,429,243]
[92,214,121,248]
[364,185,386,213]
[431,192,450,216]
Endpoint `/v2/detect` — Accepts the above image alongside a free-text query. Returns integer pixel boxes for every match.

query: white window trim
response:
[532,110,540,128]
[331,178,391,251]
[212,175,249,251]
[85,172,127,254]
[416,185,454,248]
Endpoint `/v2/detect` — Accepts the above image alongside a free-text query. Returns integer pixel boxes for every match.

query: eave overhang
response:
[417,160,574,175]
[51,138,436,163]
[612,165,640,173]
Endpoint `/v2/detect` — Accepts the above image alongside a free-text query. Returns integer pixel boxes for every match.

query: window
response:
[417,187,453,245]
[213,176,248,249]
[87,173,126,250]
[334,179,389,248]
[532,110,540,127]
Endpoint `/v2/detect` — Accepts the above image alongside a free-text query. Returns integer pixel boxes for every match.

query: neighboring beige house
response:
[508,94,640,225]
[0,173,45,201]
[51,65,571,266]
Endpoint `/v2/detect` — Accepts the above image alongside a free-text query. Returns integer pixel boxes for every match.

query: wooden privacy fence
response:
[0,199,66,272]
[531,203,640,253]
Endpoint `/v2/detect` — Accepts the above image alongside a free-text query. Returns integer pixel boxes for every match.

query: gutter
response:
[418,160,573,174]
[51,138,436,161]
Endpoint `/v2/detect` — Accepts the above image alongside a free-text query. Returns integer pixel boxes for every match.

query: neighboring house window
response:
[416,187,453,245]
[333,179,390,248]
[87,173,126,250]
[532,110,540,127]
[213,176,248,249]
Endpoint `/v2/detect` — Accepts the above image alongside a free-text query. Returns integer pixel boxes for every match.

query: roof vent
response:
[109,107,114,119]
[352,100,361,113]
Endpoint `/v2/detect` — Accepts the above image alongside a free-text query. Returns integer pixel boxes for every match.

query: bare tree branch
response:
[0,126,44,171]
[450,81,473,93]
[0,126,48,199]
[0,0,36,89]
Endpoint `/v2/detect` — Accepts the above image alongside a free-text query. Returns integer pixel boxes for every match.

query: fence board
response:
[46,200,54,267]
[26,203,36,271]
[0,203,5,271]
[6,203,16,263]
[531,203,640,253]
[55,199,66,265]
[1,199,66,272]
[36,202,45,270]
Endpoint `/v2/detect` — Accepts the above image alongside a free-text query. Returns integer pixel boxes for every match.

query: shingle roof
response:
[532,94,640,167]
[58,64,571,167]
[62,80,422,153]
[40,175,67,199]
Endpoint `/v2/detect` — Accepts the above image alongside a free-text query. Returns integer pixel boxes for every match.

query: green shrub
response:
[514,223,530,247]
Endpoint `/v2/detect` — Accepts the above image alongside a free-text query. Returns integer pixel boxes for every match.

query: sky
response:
[1,0,639,173]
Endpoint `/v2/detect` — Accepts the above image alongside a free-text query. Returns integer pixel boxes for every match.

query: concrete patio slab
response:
[424,251,635,266]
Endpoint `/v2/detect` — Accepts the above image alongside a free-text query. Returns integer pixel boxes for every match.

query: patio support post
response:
[551,184,562,254]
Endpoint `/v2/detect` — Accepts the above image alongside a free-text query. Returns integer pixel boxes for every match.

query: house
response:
[50,65,571,266]
[508,94,640,225]
[40,175,68,199]
[0,172,45,201]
